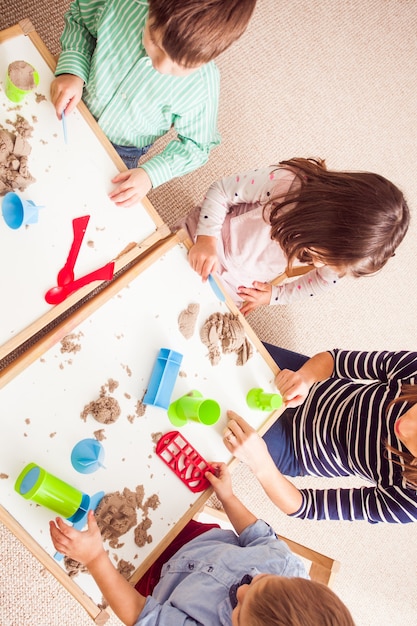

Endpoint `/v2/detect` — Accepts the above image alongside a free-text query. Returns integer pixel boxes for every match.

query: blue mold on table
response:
[143,348,183,409]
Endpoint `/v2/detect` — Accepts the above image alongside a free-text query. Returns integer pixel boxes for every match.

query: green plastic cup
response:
[14,462,83,518]
[168,390,221,426]
[5,60,39,103]
[246,388,283,411]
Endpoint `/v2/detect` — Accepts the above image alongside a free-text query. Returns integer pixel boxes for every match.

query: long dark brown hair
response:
[387,385,417,489]
[264,158,410,276]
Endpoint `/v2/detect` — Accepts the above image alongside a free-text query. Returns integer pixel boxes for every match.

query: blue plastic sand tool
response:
[143,348,183,409]
[208,273,226,302]
[61,109,68,144]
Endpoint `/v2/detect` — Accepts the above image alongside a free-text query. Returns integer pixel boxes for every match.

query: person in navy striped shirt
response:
[224,346,417,524]
[51,0,257,206]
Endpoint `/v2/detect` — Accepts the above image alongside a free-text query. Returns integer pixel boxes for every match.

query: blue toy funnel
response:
[2,192,44,229]
[71,438,106,474]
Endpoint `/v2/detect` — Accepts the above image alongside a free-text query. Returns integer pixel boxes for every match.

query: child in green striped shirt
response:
[51,0,257,207]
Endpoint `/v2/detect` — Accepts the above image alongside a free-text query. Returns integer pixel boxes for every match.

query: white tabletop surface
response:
[0,241,279,607]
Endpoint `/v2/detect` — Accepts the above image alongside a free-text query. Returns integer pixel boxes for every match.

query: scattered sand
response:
[93,429,106,441]
[117,559,135,579]
[178,303,200,339]
[136,399,146,417]
[60,332,83,354]
[64,557,88,578]
[134,518,152,547]
[0,115,36,195]
[151,432,163,447]
[200,312,253,366]
[105,379,119,394]
[81,380,121,424]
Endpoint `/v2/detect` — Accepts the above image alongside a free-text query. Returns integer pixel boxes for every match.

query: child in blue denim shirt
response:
[49,462,354,625]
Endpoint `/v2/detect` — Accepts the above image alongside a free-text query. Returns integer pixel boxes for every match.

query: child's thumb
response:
[87,509,98,529]
[204,470,217,486]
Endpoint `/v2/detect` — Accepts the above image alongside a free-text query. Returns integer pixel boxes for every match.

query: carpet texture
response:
[1,1,417,625]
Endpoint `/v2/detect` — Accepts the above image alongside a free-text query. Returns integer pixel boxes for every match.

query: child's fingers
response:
[49,519,70,552]
[110,170,131,185]
[55,516,73,535]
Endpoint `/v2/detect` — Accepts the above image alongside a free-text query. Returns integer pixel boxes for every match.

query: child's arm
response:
[195,167,287,239]
[223,413,303,516]
[52,0,99,118]
[205,462,257,534]
[188,235,218,281]
[49,511,145,626]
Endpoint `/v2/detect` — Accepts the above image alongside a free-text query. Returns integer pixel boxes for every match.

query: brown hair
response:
[246,576,355,626]
[265,158,410,276]
[148,0,257,66]
[386,385,417,489]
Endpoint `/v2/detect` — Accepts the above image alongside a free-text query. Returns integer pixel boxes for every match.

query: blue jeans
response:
[261,343,310,476]
[112,143,152,169]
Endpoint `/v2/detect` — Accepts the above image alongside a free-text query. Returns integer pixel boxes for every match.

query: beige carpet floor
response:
[1,1,417,625]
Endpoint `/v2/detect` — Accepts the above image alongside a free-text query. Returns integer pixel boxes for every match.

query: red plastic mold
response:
[156,431,213,493]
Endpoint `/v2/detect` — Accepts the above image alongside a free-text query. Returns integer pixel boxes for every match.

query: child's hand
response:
[223,411,269,475]
[109,168,152,207]
[237,281,272,316]
[50,74,84,119]
[275,369,310,408]
[205,462,233,502]
[49,510,105,567]
[188,235,218,280]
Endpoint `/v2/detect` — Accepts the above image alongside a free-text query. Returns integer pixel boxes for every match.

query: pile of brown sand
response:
[0,115,36,195]
[94,487,141,549]
[81,379,121,424]
[63,484,160,578]
[94,485,160,550]
[200,312,253,366]
[81,395,121,424]
[178,303,200,339]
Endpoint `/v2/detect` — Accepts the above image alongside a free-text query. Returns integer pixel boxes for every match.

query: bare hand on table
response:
[50,74,84,119]
[223,410,270,475]
[49,509,104,566]
[109,168,152,207]
[188,235,218,281]
[237,281,272,316]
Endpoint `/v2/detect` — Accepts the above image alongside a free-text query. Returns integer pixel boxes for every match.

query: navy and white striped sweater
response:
[290,350,417,523]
